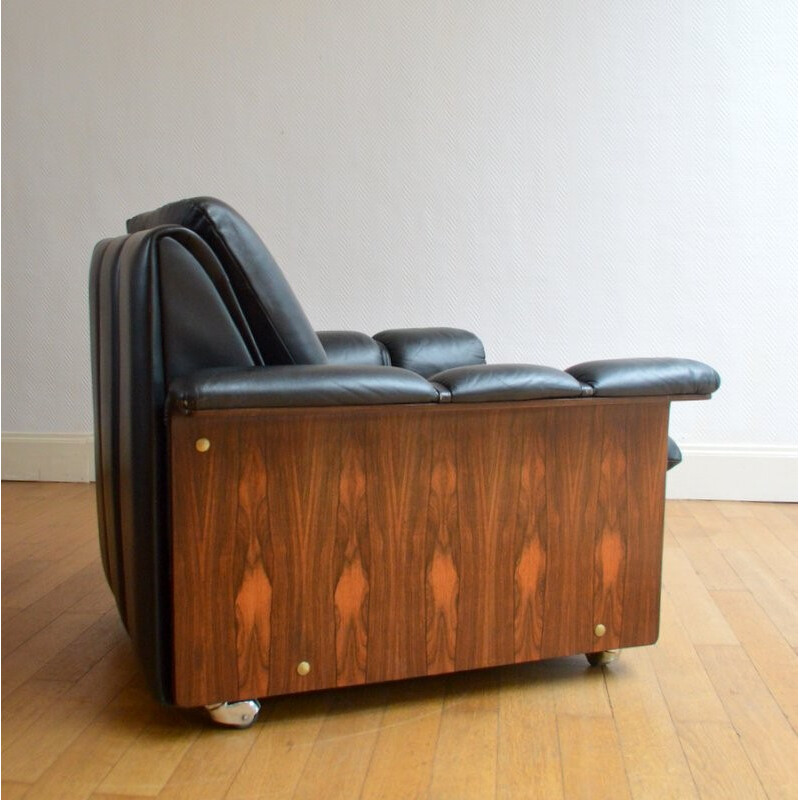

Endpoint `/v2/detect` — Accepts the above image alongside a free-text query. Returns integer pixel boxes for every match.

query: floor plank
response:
[359,681,444,800]
[677,721,768,800]
[606,646,698,799]
[697,644,798,799]
[427,671,499,800]
[496,665,563,800]
[1,484,796,800]
[557,715,631,800]
[710,590,797,731]
[290,689,386,800]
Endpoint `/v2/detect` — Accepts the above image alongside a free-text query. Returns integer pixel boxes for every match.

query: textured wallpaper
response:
[2,0,796,447]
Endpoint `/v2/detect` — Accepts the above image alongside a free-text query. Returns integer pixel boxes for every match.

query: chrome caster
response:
[586,649,620,667]
[205,699,261,728]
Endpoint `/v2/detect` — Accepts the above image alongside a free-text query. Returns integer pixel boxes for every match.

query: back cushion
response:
[127,197,327,365]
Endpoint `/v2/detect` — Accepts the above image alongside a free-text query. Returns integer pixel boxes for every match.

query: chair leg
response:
[585,649,621,667]
[205,699,261,728]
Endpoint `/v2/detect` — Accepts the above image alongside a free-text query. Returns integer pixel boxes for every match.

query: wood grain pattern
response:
[260,417,340,697]
[621,405,669,646]
[364,413,432,683]
[232,437,272,699]
[425,416,460,675]
[170,399,671,707]
[333,421,370,687]
[453,411,518,670]
[512,419,548,664]
[592,406,629,653]
[540,406,602,659]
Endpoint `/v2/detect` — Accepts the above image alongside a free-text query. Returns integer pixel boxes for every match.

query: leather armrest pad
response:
[373,327,485,378]
[317,330,390,366]
[565,358,720,397]
[168,365,438,412]
[430,364,584,403]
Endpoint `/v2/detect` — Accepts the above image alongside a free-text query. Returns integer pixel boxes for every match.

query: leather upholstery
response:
[317,330,391,366]
[127,197,328,366]
[90,226,257,703]
[373,327,486,378]
[169,365,438,412]
[667,437,683,470]
[566,358,721,397]
[429,364,584,402]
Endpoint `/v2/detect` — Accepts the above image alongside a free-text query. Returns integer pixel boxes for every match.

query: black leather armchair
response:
[91,197,719,726]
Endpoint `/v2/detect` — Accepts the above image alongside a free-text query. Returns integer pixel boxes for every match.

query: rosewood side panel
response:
[169,400,669,707]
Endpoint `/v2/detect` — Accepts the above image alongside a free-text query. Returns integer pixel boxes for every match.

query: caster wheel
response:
[586,649,620,667]
[205,699,261,728]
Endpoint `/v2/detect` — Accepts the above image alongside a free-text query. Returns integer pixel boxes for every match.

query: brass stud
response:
[195,438,211,453]
[594,623,607,638]
[297,661,311,677]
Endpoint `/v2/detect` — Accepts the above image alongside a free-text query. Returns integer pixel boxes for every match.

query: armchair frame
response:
[169,395,692,708]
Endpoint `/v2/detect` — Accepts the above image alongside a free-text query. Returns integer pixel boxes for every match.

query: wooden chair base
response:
[169,397,669,708]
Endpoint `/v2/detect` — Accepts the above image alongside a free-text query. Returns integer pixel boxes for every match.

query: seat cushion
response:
[127,197,327,366]
[373,328,485,378]
[317,330,391,366]
[429,364,584,403]
[168,365,439,411]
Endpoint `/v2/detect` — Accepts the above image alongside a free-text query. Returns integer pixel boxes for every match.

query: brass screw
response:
[594,623,607,638]
[297,661,311,676]
[195,438,211,453]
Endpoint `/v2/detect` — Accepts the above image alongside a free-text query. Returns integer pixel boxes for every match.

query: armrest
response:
[565,358,720,397]
[373,327,485,378]
[317,330,390,366]
[168,365,438,413]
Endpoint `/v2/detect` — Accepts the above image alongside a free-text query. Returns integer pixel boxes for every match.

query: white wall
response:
[2,1,796,497]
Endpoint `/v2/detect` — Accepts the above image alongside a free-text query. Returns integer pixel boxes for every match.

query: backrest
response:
[126,197,328,366]
[90,226,256,702]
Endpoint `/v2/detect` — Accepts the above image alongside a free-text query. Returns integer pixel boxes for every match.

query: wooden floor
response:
[1,482,797,800]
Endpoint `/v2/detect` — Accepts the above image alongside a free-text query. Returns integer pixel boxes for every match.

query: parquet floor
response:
[1,481,797,799]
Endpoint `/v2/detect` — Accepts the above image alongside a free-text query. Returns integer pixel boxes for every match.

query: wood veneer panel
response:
[171,421,240,706]
[332,419,370,687]
[454,411,519,670]
[260,417,340,697]
[170,400,671,707]
[364,414,432,683]
[425,415,460,675]
[231,433,272,699]
[592,405,630,652]
[540,406,602,659]
[620,404,669,646]
[512,416,549,663]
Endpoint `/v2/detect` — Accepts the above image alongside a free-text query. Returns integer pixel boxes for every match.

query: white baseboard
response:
[2,433,95,482]
[2,434,797,502]
[666,444,798,502]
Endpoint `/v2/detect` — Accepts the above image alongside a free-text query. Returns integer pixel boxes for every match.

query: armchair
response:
[90,197,719,726]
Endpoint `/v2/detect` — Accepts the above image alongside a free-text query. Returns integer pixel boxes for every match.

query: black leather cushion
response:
[158,237,260,379]
[429,364,584,403]
[373,327,485,378]
[317,330,391,366]
[169,365,439,412]
[566,358,721,397]
[127,197,328,366]
[667,437,683,470]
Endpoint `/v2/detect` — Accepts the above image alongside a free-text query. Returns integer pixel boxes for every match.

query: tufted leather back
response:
[90,226,256,701]
[126,197,328,366]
